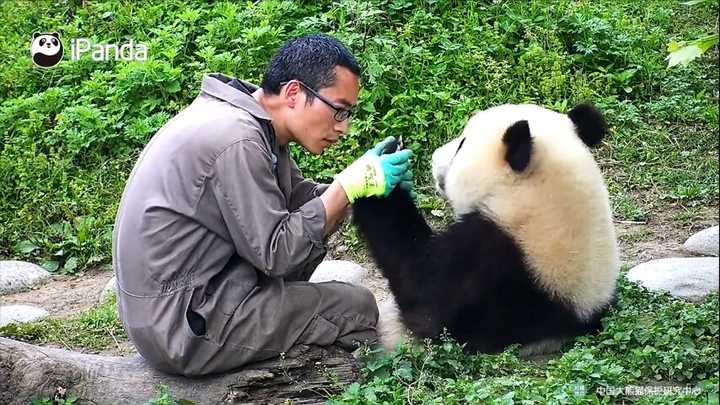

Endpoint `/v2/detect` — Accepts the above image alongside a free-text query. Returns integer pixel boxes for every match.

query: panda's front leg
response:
[352,188,433,287]
[354,188,450,342]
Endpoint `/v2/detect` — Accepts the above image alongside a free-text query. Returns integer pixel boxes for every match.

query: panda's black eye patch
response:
[453,137,466,157]
[446,137,466,172]
[39,38,46,46]
[51,38,58,46]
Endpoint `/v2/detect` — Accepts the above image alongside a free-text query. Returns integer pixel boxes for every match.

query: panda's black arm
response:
[352,188,433,274]
[424,210,527,305]
[353,188,447,337]
[354,189,524,341]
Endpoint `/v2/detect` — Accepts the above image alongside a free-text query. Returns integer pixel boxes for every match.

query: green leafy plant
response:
[666,0,719,67]
[667,34,719,67]
[30,396,78,405]
[145,385,195,405]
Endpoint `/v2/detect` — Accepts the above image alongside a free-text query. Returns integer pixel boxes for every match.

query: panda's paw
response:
[354,188,416,219]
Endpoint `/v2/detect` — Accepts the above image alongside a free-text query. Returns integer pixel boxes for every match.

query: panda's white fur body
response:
[435,104,619,320]
[376,297,407,350]
[353,103,620,354]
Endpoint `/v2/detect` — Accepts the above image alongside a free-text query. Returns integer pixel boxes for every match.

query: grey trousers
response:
[181,260,379,375]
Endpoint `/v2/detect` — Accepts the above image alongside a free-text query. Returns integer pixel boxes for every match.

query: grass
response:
[330,275,719,404]
[618,228,655,244]
[0,295,125,352]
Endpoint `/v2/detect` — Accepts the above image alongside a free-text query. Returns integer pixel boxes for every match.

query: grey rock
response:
[99,275,117,303]
[683,226,719,257]
[0,304,49,327]
[309,260,366,285]
[627,257,719,302]
[0,261,52,295]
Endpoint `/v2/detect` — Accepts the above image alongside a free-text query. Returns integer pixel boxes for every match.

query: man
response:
[112,34,413,376]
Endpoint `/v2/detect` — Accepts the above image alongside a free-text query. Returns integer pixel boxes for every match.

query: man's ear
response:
[284,81,300,108]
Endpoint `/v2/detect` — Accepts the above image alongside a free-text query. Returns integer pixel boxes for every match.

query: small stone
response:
[309,260,366,285]
[683,225,719,257]
[0,304,49,327]
[0,261,52,295]
[99,275,117,303]
[627,257,719,302]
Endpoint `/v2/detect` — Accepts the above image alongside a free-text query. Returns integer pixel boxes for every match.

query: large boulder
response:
[0,261,51,295]
[0,304,49,327]
[626,257,719,302]
[99,275,117,303]
[683,225,719,257]
[309,260,367,285]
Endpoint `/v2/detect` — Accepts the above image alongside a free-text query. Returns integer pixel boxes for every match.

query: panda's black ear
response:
[32,32,41,39]
[503,120,533,172]
[51,32,60,38]
[568,103,607,147]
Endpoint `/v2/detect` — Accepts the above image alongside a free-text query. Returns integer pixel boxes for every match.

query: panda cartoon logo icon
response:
[30,32,64,68]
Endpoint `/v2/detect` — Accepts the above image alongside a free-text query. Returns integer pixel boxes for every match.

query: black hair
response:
[260,34,361,102]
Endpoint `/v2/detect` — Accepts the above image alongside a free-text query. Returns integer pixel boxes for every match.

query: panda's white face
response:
[31,34,62,56]
[431,104,619,317]
[432,104,597,219]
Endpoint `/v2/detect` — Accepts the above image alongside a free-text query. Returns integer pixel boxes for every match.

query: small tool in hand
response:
[382,135,404,154]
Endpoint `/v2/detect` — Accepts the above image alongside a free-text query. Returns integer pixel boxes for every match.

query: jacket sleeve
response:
[288,157,330,212]
[211,139,327,278]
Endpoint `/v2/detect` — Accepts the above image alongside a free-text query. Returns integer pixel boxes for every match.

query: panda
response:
[30,32,64,68]
[352,103,620,355]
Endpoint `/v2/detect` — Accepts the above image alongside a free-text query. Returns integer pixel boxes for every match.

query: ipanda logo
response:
[30,32,148,68]
[30,32,64,68]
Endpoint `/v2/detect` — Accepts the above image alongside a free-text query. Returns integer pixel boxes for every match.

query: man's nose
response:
[334,118,350,134]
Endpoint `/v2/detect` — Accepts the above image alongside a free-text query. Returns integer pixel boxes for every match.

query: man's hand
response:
[397,169,417,200]
[335,136,413,203]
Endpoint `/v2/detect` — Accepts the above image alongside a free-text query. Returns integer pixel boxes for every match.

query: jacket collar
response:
[200,73,272,121]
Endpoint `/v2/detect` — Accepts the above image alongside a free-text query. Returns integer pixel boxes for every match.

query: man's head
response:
[260,34,361,154]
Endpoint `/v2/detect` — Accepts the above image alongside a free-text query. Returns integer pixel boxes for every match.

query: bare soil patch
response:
[1,267,113,319]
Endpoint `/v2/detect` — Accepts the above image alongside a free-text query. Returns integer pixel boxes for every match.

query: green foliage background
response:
[0,0,717,273]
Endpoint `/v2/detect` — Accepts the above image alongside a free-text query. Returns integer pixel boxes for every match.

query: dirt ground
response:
[1,205,717,356]
[1,267,114,319]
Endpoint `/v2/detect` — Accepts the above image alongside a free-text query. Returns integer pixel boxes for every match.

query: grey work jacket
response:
[112,73,328,372]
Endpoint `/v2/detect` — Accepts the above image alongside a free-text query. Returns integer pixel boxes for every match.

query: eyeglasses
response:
[280,80,354,122]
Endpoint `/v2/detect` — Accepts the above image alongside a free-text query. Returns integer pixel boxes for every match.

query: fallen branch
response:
[0,337,359,404]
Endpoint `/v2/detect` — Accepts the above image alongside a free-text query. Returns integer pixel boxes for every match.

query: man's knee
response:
[344,283,379,325]
[324,284,379,350]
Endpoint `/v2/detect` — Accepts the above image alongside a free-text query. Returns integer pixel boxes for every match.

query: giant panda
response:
[352,103,620,355]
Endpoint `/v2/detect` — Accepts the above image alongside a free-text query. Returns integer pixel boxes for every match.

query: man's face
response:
[287,66,360,155]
